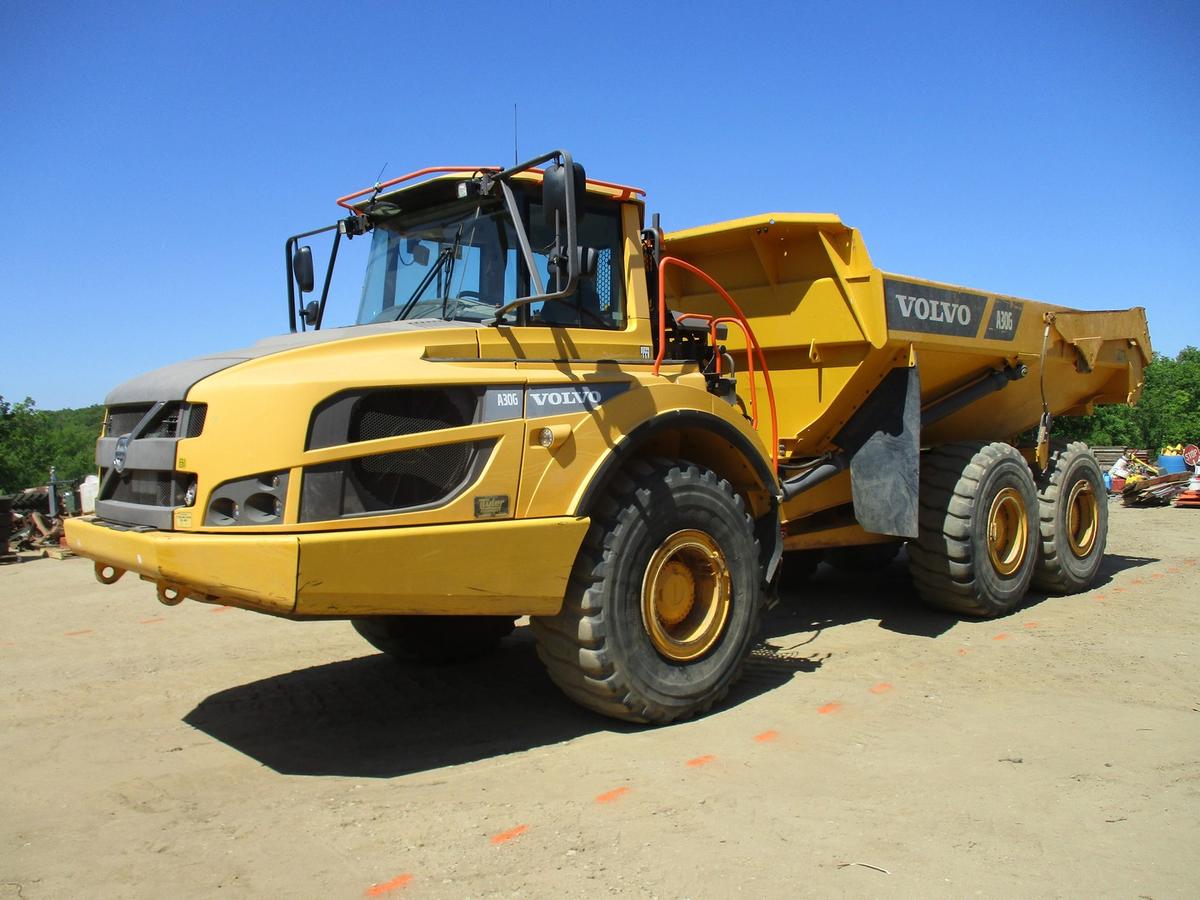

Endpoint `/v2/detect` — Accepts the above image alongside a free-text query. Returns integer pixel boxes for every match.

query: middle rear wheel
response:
[908,441,1038,617]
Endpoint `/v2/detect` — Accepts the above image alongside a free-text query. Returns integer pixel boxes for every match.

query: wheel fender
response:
[573,409,783,584]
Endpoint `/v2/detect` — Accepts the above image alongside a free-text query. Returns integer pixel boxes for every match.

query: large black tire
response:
[1031,441,1108,593]
[351,615,516,663]
[824,542,901,572]
[908,441,1038,617]
[531,459,764,724]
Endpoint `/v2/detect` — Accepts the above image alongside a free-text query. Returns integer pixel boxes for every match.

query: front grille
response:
[308,387,477,450]
[145,410,180,439]
[108,470,185,506]
[354,443,476,508]
[104,402,206,438]
[96,401,208,529]
[186,404,207,437]
[106,405,153,436]
[300,440,490,521]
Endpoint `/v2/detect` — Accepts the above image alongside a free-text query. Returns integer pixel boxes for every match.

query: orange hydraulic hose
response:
[652,257,778,471]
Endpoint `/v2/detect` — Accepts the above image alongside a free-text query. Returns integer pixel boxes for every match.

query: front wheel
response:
[532,459,764,724]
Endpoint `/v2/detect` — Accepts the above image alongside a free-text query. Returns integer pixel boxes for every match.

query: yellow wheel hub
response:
[641,529,731,662]
[1065,479,1099,558]
[986,486,1029,577]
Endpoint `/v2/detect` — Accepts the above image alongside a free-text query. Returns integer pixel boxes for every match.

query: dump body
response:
[662,213,1151,545]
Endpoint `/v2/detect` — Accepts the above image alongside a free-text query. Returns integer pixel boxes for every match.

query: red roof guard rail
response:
[337,167,645,211]
[653,257,779,470]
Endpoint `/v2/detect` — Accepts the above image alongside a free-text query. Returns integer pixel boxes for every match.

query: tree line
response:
[0,398,104,494]
[1,347,1196,496]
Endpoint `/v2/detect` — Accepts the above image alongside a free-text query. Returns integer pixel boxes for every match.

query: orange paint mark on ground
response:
[753,730,779,743]
[1022,622,1040,629]
[817,702,842,715]
[211,606,232,614]
[1112,587,1126,593]
[140,617,165,625]
[365,873,413,895]
[1168,567,1181,574]
[594,786,631,804]
[490,824,528,845]
[686,754,717,767]
[993,633,1009,641]
[869,682,893,694]
[958,648,970,656]
[1130,578,1144,585]
[1183,559,1196,566]
[1151,573,1164,580]
[65,629,93,637]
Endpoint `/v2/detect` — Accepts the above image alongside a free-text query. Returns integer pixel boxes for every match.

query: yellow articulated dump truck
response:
[66,150,1152,724]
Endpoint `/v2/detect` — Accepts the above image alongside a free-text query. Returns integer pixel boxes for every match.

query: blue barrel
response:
[1157,455,1188,474]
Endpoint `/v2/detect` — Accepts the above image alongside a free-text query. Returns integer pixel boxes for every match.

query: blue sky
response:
[2,0,1196,409]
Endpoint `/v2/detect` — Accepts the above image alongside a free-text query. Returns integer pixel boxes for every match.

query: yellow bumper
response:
[64,516,590,618]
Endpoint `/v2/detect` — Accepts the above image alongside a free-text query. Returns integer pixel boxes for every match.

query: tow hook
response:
[94,563,125,585]
[156,582,186,606]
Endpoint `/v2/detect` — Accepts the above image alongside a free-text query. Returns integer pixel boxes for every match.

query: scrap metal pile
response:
[1119,444,1200,508]
[1173,445,1200,509]
[0,487,71,559]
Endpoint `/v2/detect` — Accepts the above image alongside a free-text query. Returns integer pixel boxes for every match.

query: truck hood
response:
[104,318,481,406]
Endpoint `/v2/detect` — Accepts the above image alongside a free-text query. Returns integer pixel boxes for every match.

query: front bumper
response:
[64,516,590,618]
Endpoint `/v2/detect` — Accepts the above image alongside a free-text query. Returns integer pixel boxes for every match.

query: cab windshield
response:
[355,195,625,329]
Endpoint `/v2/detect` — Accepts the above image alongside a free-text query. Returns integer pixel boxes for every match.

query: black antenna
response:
[365,162,389,207]
[513,103,518,165]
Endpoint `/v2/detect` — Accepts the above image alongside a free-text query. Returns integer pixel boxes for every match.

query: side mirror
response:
[543,160,586,231]
[302,300,320,326]
[293,245,315,293]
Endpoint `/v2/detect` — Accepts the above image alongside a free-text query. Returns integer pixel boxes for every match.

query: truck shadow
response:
[184,553,1153,778]
[182,626,814,779]
[769,551,1158,641]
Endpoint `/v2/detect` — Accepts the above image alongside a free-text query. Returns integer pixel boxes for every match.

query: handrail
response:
[664,312,760,432]
[653,256,779,470]
[336,166,646,211]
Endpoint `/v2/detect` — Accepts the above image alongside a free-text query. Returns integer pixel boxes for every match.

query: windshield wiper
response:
[395,244,453,320]
[440,224,465,319]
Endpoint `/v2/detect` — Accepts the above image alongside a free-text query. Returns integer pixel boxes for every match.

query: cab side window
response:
[527,202,625,329]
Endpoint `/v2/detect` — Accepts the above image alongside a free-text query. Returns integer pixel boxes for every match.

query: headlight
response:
[205,471,288,526]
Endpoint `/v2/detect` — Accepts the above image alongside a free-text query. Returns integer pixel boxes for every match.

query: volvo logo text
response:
[894,293,972,327]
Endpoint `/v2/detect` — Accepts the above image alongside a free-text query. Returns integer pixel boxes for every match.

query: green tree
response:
[1049,346,1200,453]
[0,396,104,494]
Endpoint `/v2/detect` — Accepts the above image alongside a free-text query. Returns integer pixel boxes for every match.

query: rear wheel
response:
[532,459,763,724]
[351,615,516,663]
[907,441,1038,617]
[1031,442,1107,593]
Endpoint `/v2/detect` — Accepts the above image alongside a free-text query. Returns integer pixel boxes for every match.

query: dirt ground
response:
[2,504,1198,899]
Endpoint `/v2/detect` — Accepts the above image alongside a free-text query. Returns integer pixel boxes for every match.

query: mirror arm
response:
[314,228,342,330]
[284,236,298,332]
[498,179,544,297]
[283,222,341,332]
[486,272,581,325]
